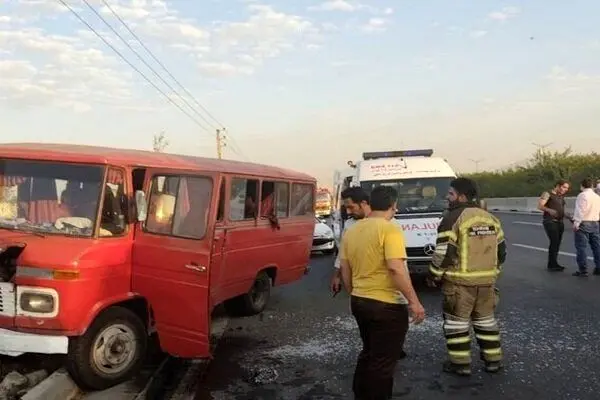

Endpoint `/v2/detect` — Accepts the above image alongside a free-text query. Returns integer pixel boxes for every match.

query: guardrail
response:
[485,197,576,214]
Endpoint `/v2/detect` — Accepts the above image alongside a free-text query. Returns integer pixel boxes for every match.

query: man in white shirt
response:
[330,187,371,293]
[572,178,600,277]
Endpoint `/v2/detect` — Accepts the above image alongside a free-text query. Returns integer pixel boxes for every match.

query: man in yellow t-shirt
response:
[340,185,426,400]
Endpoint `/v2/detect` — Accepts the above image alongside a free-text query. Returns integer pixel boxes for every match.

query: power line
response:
[56,0,212,132]
[100,0,226,130]
[96,0,250,161]
[82,0,213,131]
[218,128,249,161]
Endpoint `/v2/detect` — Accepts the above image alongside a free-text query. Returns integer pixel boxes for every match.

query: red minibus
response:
[0,143,315,390]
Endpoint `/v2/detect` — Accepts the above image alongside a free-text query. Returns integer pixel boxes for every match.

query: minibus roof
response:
[0,143,315,182]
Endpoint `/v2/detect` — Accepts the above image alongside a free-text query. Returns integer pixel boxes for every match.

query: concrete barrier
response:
[485,197,576,214]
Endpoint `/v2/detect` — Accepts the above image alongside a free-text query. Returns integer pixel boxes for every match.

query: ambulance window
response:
[145,175,213,239]
[290,183,314,217]
[229,178,259,221]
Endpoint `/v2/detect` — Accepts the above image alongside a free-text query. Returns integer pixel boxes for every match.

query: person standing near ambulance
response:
[427,178,507,376]
[537,179,571,271]
[330,187,371,294]
[340,185,425,399]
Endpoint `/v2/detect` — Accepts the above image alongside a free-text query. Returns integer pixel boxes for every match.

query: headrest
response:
[422,186,437,198]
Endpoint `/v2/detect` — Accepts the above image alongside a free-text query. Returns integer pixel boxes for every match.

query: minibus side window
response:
[259,181,275,217]
[275,182,289,218]
[99,168,127,237]
[229,178,258,221]
[145,175,213,239]
[260,181,289,218]
[290,183,314,217]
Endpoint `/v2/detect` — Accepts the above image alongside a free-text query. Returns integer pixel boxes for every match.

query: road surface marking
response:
[513,221,543,227]
[512,243,593,261]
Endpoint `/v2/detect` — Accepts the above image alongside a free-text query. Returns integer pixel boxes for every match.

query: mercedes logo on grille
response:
[423,244,435,256]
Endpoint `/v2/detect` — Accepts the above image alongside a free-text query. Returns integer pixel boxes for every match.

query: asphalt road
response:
[189,212,600,400]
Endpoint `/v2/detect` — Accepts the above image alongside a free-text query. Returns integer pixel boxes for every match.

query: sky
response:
[1,0,599,186]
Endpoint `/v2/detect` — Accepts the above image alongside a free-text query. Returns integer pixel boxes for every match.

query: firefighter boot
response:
[484,361,503,373]
[443,361,471,377]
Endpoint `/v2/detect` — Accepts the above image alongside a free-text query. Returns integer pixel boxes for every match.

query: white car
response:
[312,217,336,255]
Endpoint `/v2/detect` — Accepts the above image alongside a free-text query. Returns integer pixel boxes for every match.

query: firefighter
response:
[426,177,507,376]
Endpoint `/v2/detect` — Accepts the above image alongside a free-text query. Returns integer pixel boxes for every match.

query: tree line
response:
[463,148,600,198]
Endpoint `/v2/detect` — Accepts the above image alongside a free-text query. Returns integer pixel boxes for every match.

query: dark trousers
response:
[574,221,600,272]
[350,296,409,400]
[543,220,564,268]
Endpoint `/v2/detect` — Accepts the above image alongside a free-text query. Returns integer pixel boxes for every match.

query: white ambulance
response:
[339,149,457,275]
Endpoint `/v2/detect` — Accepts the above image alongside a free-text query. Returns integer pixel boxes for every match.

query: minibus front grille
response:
[0,283,16,317]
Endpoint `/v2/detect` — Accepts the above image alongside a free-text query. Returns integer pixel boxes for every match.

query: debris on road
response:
[243,366,279,385]
[0,355,63,400]
[0,369,49,400]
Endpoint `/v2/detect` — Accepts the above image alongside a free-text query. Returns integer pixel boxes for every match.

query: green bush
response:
[462,147,600,198]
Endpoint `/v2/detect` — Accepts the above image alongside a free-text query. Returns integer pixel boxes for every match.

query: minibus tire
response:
[224,271,271,316]
[66,306,147,391]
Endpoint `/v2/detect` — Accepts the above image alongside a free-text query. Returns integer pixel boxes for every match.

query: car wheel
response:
[66,306,147,391]
[225,271,272,316]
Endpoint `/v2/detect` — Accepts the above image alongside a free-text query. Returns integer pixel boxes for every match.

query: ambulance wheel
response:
[66,306,147,391]
[225,271,272,316]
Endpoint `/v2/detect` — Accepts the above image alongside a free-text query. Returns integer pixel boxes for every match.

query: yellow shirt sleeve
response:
[340,235,349,261]
[384,224,407,260]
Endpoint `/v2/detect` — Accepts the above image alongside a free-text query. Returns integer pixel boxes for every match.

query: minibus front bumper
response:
[0,327,69,357]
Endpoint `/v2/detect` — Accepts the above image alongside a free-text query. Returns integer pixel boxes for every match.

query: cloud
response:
[545,66,600,93]
[0,27,132,112]
[197,61,254,78]
[361,17,388,33]
[470,30,487,39]
[488,6,520,21]
[0,1,323,111]
[308,1,391,15]
[308,0,359,12]
[213,4,318,61]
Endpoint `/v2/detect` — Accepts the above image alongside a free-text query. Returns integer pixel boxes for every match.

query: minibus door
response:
[132,169,218,359]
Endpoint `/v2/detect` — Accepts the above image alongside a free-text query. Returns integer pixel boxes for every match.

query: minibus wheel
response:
[224,271,271,316]
[66,306,147,391]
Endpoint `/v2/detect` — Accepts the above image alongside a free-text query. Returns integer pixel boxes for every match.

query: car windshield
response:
[361,177,453,213]
[0,159,105,237]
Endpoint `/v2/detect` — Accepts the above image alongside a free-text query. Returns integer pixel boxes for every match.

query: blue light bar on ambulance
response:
[362,149,434,160]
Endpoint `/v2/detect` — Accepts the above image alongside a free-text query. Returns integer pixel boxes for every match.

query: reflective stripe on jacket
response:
[429,203,507,286]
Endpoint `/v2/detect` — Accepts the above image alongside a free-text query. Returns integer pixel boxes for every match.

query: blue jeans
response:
[574,221,600,272]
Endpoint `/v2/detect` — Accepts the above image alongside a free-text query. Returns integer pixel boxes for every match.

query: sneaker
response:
[443,361,471,376]
[547,266,564,272]
[573,271,588,277]
[484,361,503,373]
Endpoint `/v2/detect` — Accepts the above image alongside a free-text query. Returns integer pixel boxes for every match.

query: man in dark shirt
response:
[537,179,571,271]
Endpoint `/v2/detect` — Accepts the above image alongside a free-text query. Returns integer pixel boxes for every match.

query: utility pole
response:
[216,128,226,159]
[469,158,483,173]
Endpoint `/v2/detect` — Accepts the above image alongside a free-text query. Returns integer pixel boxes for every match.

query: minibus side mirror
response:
[135,190,148,222]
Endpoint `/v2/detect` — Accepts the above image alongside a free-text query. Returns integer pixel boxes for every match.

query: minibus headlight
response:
[19,292,56,314]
